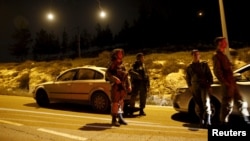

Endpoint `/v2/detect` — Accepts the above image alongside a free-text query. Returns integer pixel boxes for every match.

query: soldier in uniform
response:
[106,48,132,126]
[212,37,250,126]
[129,53,150,116]
[186,49,213,128]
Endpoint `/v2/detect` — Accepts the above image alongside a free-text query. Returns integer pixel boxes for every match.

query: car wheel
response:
[192,97,221,124]
[210,97,220,124]
[91,92,110,113]
[36,89,49,107]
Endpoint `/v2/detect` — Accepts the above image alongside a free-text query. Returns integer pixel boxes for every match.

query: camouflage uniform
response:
[129,56,150,115]
[186,60,213,126]
[213,50,250,124]
[106,49,131,126]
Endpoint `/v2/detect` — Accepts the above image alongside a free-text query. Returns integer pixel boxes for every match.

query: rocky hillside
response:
[0,48,248,106]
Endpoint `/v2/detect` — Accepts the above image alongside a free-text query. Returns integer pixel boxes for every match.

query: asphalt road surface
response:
[0,95,207,141]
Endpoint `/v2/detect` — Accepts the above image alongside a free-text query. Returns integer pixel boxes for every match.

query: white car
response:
[32,66,131,113]
[172,64,250,122]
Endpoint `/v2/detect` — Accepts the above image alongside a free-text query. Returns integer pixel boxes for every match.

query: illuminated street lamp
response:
[47,12,54,21]
[99,10,106,19]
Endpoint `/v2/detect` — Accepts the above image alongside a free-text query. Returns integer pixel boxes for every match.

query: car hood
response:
[38,81,55,85]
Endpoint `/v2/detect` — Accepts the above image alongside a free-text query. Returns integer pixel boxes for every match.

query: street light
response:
[99,10,107,19]
[218,0,231,61]
[47,13,54,21]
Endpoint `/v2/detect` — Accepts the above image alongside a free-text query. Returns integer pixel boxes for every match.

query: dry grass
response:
[0,47,249,104]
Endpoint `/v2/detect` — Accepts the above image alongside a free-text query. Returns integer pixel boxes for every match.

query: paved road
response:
[0,95,207,141]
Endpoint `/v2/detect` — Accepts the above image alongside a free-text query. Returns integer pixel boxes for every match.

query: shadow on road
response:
[79,123,112,131]
[171,112,201,130]
[24,102,141,117]
[171,112,199,123]
[24,102,106,115]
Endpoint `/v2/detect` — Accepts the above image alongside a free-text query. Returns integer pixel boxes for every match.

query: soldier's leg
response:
[192,87,205,127]
[201,89,212,126]
[110,86,120,126]
[130,87,139,108]
[219,85,234,125]
[139,86,147,116]
[111,102,120,126]
[129,87,139,116]
[220,99,233,124]
[234,87,250,124]
[118,90,127,125]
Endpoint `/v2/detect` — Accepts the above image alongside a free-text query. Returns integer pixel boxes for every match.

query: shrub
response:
[18,73,30,90]
[90,51,111,67]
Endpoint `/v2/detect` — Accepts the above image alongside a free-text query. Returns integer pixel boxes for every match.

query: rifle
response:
[116,69,129,91]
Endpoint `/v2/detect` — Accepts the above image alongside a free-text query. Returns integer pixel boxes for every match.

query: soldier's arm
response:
[128,65,142,79]
[185,66,192,87]
[106,65,120,84]
[204,62,213,84]
[212,55,228,85]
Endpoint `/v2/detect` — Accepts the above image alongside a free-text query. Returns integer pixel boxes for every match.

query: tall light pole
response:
[218,0,231,61]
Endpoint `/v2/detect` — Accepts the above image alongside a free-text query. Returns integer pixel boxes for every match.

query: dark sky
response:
[0,0,249,62]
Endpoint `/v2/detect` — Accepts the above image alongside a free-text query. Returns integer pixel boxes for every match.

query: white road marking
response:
[0,107,206,134]
[0,107,156,125]
[0,119,23,126]
[37,128,88,141]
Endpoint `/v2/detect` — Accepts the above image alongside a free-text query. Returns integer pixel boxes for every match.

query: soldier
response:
[129,53,150,116]
[212,37,250,126]
[106,48,132,126]
[186,49,213,128]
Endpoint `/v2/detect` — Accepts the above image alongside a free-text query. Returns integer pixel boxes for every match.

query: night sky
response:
[0,0,249,62]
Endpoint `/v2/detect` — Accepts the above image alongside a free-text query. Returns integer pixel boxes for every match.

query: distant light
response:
[47,13,54,20]
[197,11,204,17]
[99,10,106,18]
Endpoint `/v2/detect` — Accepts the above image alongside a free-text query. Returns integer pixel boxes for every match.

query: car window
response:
[78,69,95,80]
[57,70,77,81]
[94,71,103,79]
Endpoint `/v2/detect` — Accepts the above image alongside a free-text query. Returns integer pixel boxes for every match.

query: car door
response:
[236,68,250,111]
[68,68,103,101]
[48,69,78,100]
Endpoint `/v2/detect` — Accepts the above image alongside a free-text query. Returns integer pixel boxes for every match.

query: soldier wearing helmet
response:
[106,48,132,126]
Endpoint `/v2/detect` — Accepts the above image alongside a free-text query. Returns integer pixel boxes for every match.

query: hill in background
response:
[0,47,249,106]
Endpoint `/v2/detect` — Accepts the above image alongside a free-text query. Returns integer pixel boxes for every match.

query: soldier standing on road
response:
[212,36,250,126]
[106,48,132,126]
[186,49,213,128]
[129,53,150,116]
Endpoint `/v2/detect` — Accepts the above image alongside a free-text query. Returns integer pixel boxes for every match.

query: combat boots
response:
[111,115,120,127]
[139,108,146,116]
[243,116,250,125]
[206,114,212,127]
[199,114,212,128]
[118,113,127,125]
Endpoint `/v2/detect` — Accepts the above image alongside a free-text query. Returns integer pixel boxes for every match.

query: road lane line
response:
[0,107,205,134]
[37,128,87,141]
[0,107,157,125]
[0,119,23,126]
